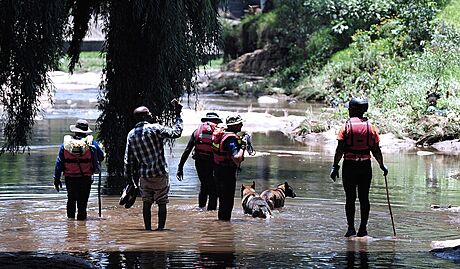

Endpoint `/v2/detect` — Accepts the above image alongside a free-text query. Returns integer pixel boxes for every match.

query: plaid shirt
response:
[124,117,183,179]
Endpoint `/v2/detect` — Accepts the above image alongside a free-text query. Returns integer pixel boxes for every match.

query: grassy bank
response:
[58,51,106,73]
[219,0,460,144]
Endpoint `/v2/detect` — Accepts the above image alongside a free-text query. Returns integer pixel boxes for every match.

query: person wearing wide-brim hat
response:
[212,114,248,221]
[69,119,93,133]
[53,119,104,220]
[177,112,222,211]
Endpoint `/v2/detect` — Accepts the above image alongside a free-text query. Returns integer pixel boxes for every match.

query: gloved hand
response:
[241,134,250,145]
[330,165,340,182]
[176,166,184,181]
[54,179,62,192]
[380,164,389,176]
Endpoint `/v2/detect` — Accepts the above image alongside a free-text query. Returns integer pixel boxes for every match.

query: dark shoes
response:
[357,227,368,237]
[344,227,356,237]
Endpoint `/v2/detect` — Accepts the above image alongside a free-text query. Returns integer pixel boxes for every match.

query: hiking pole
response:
[384,174,396,237]
[98,171,102,217]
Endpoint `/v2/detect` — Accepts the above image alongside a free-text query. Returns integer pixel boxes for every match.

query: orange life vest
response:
[63,135,94,177]
[212,130,241,167]
[193,122,216,160]
[343,117,375,160]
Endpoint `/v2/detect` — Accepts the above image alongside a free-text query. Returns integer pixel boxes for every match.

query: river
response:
[0,72,459,268]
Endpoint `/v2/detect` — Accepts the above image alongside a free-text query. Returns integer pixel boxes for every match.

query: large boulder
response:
[227,45,288,75]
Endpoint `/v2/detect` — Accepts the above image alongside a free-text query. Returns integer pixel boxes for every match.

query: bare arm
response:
[178,132,195,169]
[333,140,345,167]
[370,143,384,167]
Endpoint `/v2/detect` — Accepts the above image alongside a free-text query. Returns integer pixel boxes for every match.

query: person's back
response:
[124,104,182,230]
[53,119,104,220]
[330,98,388,237]
[212,115,248,221]
[177,112,222,210]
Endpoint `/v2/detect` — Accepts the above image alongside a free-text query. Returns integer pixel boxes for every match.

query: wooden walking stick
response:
[384,174,396,236]
[98,171,102,217]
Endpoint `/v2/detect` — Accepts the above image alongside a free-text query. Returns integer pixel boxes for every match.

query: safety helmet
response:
[347,97,368,112]
[226,115,243,126]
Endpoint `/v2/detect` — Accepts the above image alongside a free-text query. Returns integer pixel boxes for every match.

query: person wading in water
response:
[53,119,105,220]
[330,97,388,237]
[124,104,183,231]
[212,115,249,221]
[176,112,222,210]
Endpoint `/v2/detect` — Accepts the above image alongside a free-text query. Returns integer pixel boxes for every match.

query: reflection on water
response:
[1,93,460,267]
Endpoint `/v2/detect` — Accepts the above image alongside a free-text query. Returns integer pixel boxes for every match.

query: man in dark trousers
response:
[176,112,222,210]
[212,115,248,221]
[124,104,183,231]
[330,97,388,237]
[53,119,105,220]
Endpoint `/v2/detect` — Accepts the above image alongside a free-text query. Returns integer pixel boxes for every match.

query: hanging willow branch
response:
[97,0,221,177]
[0,0,220,179]
[65,0,107,73]
[0,0,66,153]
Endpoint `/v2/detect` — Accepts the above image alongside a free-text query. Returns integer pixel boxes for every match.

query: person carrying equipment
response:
[177,112,222,210]
[53,119,105,220]
[330,97,388,237]
[212,114,248,221]
[124,103,183,231]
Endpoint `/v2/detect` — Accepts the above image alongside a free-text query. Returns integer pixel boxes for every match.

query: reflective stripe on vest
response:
[194,122,216,159]
[63,136,94,177]
[344,117,374,159]
[212,132,241,166]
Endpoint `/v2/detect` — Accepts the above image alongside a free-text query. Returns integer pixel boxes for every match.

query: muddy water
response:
[1,77,460,268]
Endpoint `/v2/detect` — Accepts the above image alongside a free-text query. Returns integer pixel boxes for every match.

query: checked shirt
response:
[124,117,183,180]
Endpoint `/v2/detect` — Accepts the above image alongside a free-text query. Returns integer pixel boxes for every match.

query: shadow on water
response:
[1,93,460,267]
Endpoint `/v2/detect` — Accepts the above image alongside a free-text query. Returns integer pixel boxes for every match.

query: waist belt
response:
[344,157,371,161]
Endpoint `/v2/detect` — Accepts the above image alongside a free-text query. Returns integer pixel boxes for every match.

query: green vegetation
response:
[58,51,106,73]
[437,0,460,27]
[222,0,460,144]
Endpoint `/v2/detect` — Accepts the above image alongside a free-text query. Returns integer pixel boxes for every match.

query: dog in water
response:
[241,181,272,219]
[260,182,296,210]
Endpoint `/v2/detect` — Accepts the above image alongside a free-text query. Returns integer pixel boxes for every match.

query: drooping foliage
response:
[0,0,67,152]
[66,0,221,177]
[1,0,220,179]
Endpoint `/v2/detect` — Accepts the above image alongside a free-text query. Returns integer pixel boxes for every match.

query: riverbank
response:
[49,71,460,155]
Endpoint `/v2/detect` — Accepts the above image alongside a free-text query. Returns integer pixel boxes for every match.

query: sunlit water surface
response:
[0,89,459,268]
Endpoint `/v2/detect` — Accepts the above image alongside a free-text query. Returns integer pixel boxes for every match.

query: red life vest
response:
[343,117,375,160]
[193,122,216,160]
[63,135,94,177]
[212,130,241,167]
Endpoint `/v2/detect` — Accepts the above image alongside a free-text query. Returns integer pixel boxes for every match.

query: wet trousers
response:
[214,165,237,221]
[342,160,372,229]
[195,158,217,210]
[65,176,92,220]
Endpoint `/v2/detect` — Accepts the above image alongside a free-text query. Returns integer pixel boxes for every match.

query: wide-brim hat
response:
[201,112,222,123]
[226,115,244,126]
[69,119,93,134]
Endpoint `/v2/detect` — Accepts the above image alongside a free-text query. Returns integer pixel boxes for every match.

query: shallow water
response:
[1,83,460,268]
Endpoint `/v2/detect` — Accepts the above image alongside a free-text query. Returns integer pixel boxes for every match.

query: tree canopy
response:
[1,0,221,179]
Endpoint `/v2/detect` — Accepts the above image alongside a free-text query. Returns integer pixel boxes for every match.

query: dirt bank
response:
[49,71,460,155]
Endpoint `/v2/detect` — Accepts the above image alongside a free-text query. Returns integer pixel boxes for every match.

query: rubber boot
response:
[357,225,368,237]
[156,204,167,230]
[143,201,152,230]
[344,226,356,237]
